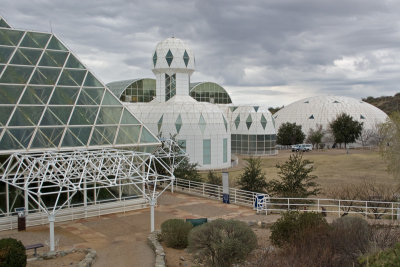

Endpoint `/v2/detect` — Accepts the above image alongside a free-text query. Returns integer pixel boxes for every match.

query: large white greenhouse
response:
[274,95,388,145]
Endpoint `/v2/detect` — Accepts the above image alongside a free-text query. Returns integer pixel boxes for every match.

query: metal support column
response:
[48,214,55,251]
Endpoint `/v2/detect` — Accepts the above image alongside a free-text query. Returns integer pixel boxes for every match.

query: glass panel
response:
[165,49,173,66]
[62,127,91,147]
[39,50,68,67]
[140,127,158,143]
[47,36,68,51]
[20,86,52,104]
[0,19,11,28]
[4,127,35,148]
[203,139,211,165]
[30,127,64,148]
[0,29,24,46]
[77,88,104,105]
[223,138,227,163]
[0,64,3,73]
[0,66,34,84]
[10,48,42,65]
[0,85,24,104]
[58,69,86,86]
[84,72,102,87]
[40,106,72,125]
[0,106,13,126]
[96,107,122,124]
[30,67,61,85]
[90,126,117,146]
[49,86,79,105]
[177,140,186,152]
[20,32,50,48]
[0,46,14,63]
[120,109,140,124]
[69,106,98,125]
[9,106,44,126]
[101,90,120,105]
[115,125,140,144]
[65,54,84,69]
[0,129,24,150]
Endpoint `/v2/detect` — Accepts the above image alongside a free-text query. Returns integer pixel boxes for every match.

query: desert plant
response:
[237,157,267,192]
[173,157,202,182]
[269,211,328,247]
[188,219,257,267]
[0,238,26,267]
[160,219,193,249]
[207,171,222,185]
[267,152,320,198]
[359,243,400,266]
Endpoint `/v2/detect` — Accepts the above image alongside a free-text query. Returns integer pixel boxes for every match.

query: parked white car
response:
[291,144,313,152]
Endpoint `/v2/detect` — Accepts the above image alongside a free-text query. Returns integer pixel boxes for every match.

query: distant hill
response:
[362,93,400,115]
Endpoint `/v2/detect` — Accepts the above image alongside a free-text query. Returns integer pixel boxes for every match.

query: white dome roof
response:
[221,105,276,135]
[274,95,388,136]
[152,37,195,73]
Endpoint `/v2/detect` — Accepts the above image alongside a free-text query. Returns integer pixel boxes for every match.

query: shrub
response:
[359,243,400,266]
[0,238,26,267]
[270,211,328,247]
[188,219,257,267]
[160,219,193,249]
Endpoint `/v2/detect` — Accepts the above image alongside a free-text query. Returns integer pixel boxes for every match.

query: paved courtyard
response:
[0,191,281,267]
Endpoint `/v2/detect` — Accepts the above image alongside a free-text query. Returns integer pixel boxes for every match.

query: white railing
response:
[170,178,400,220]
[0,196,148,231]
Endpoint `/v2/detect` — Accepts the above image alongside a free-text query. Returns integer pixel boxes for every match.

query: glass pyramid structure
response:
[0,17,160,153]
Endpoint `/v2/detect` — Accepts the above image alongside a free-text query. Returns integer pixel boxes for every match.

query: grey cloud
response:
[1,0,400,106]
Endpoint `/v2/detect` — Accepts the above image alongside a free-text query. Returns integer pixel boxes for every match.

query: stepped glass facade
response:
[0,17,159,154]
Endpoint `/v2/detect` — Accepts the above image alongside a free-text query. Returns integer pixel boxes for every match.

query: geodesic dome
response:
[220,105,277,155]
[274,95,388,140]
[126,95,231,170]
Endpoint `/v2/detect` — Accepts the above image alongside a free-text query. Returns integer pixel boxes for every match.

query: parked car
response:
[291,144,313,152]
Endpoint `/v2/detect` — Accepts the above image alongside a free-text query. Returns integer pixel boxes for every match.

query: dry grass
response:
[202,149,398,196]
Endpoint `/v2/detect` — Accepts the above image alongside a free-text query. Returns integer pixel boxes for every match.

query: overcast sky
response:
[2,0,400,107]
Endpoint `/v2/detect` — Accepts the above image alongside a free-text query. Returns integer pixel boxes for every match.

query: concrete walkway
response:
[0,191,283,267]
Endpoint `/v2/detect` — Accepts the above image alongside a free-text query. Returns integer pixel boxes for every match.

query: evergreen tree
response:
[237,157,267,192]
[267,152,320,197]
[174,157,202,182]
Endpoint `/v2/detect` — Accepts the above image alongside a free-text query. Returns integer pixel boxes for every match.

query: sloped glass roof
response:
[0,18,159,153]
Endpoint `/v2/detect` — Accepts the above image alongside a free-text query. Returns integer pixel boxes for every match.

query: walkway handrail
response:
[171,178,400,220]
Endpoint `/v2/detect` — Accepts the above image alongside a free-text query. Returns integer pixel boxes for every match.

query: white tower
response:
[152,37,195,102]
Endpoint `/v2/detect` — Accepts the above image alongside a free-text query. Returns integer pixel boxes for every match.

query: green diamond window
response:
[223,114,228,132]
[153,51,157,67]
[175,114,182,133]
[157,114,163,133]
[253,106,259,112]
[309,115,314,119]
[260,114,267,130]
[246,114,252,130]
[234,115,240,129]
[165,49,173,66]
[183,50,189,67]
[199,113,206,134]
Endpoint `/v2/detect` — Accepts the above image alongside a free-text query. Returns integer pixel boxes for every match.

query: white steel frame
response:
[0,148,176,251]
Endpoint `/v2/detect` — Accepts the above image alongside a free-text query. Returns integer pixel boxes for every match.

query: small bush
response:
[270,211,328,247]
[0,238,26,267]
[188,219,257,267]
[359,243,400,266]
[160,219,193,249]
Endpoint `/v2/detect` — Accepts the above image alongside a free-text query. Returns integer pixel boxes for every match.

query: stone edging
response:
[31,248,96,267]
[147,230,166,267]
